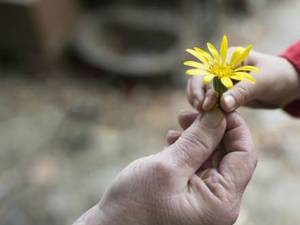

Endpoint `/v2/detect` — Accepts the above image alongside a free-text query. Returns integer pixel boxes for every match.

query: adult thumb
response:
[166,109,226,175]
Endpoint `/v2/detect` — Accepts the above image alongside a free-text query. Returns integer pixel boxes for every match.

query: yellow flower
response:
[184,35,260,90]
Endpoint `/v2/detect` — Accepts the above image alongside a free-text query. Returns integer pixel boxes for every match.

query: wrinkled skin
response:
[73,110,257,225]
[187,49,300,112]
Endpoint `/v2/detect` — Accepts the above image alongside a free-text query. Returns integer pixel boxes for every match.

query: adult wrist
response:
[73,204,127,225]
[73,202,144,225]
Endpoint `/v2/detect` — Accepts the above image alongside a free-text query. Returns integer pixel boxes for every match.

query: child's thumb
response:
[220,81,256,112]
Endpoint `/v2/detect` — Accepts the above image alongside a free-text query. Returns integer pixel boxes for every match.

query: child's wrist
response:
[282,57,300,103]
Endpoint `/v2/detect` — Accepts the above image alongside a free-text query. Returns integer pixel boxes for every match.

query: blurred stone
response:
[1,207,31,225]
[224,0,248,12]
[59,128,91,153]
[0,105,64,170]
[27,155,61,187]
[67,100,100,122]
[280,127,300,169]
[0,95,17,121]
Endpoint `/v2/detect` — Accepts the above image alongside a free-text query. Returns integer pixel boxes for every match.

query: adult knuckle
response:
[189,130,210,150]
[174,142,194,166]
[173,131,209,166]
[179,131,209,153]
[151,158,174,176]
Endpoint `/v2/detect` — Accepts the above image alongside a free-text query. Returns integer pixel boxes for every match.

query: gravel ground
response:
[1,0,300,225]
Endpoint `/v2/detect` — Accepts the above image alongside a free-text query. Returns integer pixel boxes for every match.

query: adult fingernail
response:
[202,109,224,128]
[223,95,236,111]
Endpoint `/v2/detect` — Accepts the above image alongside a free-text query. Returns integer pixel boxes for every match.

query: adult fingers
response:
[166,111,198,146]
[219,112,257,193]
[178,111,198,130]
[166,130,182,145]
[165,109,226,176]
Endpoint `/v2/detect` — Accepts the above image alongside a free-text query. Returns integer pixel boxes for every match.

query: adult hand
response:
[73,110,257,225]
[187,50,300,112]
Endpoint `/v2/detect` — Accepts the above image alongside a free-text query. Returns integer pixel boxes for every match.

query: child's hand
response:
[187,50,300,112]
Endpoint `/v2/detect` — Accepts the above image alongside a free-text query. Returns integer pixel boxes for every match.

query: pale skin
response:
[73,109,257,225]
[187,50,300,112]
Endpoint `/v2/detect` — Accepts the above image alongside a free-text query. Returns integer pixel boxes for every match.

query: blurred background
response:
[1,0,300,224]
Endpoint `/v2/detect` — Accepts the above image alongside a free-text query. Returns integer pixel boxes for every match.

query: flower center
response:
[209,63,233,78]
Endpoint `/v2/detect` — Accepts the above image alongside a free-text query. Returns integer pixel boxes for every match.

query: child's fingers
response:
[202,88,219,111]
[187,77,205,111]
[220,81,256,112]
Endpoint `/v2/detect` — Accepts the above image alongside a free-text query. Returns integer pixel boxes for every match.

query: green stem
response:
[213,77,227,106]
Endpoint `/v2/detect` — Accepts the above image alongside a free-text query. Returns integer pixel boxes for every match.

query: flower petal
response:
[186,49,210,65]
[220,35,228,65]
[234,65,260,73]
[183,61,207,69]
[207,42,220,63]
[203,74,216,84]
[186,69,210,76]
[229,47,244,66]
[221,77,233,89]
[231,45,253,67]
[231,72,256,83]
[194,47,214,64]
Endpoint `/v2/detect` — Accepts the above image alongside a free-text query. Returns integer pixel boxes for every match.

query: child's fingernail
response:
[202,98,210,111]
[223,95,236,111]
